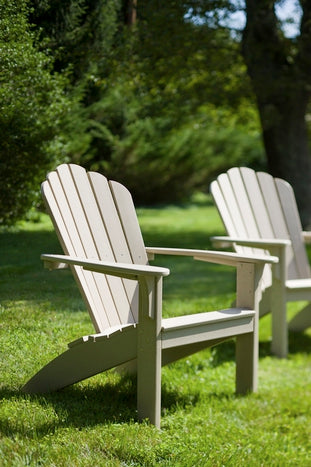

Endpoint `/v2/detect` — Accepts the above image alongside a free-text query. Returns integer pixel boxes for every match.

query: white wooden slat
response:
[257,171,297,279]
[237,168,275,290]
[69,165,136,325]
[217,173,249,237]
[286,278,311,290]
[88,171,133,262]
[162,308,255,330]
[256,172,289,238]
[109,180,149,265]
[210,180,240,238]
[276,178,311,279]
[161,309,255,349]
[240,167,274,239]
[89,171,139,322]
[227,168,266,257]
[42,178,77,256]
[227,168,265,246]
[213,173,253,255]
[209,185,246,255]
[56,165,98,257]
[43,174,110,332]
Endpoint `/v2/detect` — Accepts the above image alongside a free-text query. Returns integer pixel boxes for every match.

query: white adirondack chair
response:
[22,164,277,427]
[210,166,311,359]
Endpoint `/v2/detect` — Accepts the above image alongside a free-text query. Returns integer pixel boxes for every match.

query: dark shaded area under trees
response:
[1,1,311,226]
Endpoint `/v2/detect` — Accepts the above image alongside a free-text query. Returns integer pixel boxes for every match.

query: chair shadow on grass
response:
[1,331,311,438]
[0,374,201,438]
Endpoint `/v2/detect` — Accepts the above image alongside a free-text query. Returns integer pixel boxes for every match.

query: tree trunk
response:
[242,0,311,227]
[259,91,311,228]
[125,0,137,25]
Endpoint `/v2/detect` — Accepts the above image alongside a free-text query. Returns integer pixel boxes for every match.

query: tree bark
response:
[242,0,311,227]
[125,0,137,25]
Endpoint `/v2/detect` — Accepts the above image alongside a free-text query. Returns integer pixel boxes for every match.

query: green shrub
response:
[0,1,69,226]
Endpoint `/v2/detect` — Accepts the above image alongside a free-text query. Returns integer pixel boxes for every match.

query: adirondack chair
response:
[22,164,277,428]
[210,167,311,359]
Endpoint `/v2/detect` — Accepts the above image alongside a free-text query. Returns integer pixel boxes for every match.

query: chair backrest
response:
[42,164,149,332]
[210,167,311,281]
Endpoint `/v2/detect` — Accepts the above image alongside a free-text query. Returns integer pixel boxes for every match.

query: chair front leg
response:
[137,275,163,428]
[235,262,264,393]
[269,247,287,358]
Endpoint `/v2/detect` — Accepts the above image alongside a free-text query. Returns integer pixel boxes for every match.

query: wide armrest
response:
[41,254,170,279]
[145,247,278,267]
[302,231,311,244]
[210,236,290,249]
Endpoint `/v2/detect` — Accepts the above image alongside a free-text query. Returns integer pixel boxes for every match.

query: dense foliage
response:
[0,1,69,226]
[1,0,266,225]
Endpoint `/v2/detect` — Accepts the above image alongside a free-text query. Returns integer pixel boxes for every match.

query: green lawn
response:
[1,195,311,466]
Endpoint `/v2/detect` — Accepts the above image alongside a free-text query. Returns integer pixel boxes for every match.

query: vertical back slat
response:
[256,172,289,238]
[109,180,149,265]
[210,180,246,255]
[212,171,261,256]
[237,168,275,288]
[239,167,274,238]
[211,173,248,255]
[227,168,262,240]
[276,178,310,279]
[227,168,267,257]
[257,171,297,279]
